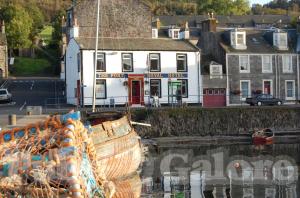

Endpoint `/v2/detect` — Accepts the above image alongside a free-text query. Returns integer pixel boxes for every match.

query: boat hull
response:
[90,115,143,180]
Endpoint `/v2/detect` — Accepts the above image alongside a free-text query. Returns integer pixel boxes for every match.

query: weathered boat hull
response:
[113,173,142,198]
[89,115,143,180]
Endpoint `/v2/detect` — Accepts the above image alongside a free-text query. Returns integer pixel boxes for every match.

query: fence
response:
[44,93,300,110]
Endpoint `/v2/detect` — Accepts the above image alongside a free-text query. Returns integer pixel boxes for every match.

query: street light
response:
[92,0,101,112]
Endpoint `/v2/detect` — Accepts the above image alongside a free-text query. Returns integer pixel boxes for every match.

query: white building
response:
[65,37,201,106]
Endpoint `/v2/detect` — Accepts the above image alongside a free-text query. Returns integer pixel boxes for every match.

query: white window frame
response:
[240,80,251,101]
[262,79,273,95]
[285,80,295,100]
[236,33,244,45]
[173,30,180,39]
[262,55,272,73]
[239,55,250,73]
[282,55,293,73]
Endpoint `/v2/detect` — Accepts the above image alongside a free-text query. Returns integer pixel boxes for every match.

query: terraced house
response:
[199,16,300,106]
[63,0,201,107]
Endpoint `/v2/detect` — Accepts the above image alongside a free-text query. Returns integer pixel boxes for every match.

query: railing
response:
[44,94,300,110]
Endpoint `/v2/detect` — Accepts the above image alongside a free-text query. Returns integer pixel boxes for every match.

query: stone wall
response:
[0,45,7,78]
[132,107,300,137]
[73,0,152,38]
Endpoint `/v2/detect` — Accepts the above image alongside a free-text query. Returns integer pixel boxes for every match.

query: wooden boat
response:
[252,128,274,145]
[86,112,143,180]
[112,173,142,198]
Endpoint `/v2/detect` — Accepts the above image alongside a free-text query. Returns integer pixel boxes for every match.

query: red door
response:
[264,81,271,94]
[132,80,141,104]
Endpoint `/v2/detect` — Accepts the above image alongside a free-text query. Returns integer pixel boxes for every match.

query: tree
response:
[1,4,33,55]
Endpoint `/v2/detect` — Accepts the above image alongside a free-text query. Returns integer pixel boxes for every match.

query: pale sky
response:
[250,0,271,5]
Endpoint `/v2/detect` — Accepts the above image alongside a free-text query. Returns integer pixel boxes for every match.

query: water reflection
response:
[141,143,300,198]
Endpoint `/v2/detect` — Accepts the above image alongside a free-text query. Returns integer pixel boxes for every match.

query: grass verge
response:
[12,57,52,76]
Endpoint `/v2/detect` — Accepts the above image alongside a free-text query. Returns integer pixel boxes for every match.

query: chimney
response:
[70,18,79,38]
[180,21,190,39]
[202,13,217,32]
[154,18,161,29]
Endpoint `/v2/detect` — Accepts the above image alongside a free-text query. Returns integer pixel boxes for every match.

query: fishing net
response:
[0,112,105,198]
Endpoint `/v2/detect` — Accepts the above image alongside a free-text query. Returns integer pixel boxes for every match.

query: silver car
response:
[0,89,12,103]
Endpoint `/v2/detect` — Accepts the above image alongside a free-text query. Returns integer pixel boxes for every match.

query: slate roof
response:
[0,33,7,45]
[75,37,199,52]
[219,29,297,54]
[155,15,291,28]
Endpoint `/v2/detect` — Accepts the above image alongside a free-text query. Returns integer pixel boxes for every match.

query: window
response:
[279,34,287,47]
[122,53,133,72]
[150,79,161,98]
[177,54,187,72]
[237,34,244,45]
[282,55,292,73]
[149,53,160,72]
[96,53,105,72]
[239,55,249,72]
[285,80,295,100]
[262,55,272,73]
[240,80,251,99]
[173,30,179,39]
[178,79,188,98]
[96,79,106,99]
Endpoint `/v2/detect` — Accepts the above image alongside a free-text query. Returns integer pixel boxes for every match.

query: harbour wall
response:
[132,107,300,138]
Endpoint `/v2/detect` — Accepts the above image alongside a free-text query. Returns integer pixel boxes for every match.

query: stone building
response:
[0,20,8,79]
[200,17,300,106]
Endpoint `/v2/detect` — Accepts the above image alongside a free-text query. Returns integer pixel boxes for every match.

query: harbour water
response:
[140,143,300,198]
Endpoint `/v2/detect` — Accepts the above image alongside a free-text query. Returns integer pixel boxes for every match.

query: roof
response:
[75,37,199,52]
[155,15,292,28]
[0,33,7,45]
[219,29,297,54]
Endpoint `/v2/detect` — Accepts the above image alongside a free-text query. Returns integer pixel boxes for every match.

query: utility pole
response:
[92,0,101,112]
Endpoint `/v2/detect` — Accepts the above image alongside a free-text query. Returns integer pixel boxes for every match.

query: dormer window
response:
[230,30,247,50]
[273,29,288,51]
[173,30,179,39]
[168,28,180,39]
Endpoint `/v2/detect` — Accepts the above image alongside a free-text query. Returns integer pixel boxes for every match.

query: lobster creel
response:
[89,115,143,180]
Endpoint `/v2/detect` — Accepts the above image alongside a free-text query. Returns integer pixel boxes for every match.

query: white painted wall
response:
[80,50,201,106]
[65,38,80,105]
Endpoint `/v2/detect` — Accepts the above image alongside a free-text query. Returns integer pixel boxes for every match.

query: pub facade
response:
[65,37,201,106]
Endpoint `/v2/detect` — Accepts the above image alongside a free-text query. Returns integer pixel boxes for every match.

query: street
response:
[0,78,65,115]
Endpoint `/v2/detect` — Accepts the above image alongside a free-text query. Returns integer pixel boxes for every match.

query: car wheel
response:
[277,101,282,106]
[257,102,262,106]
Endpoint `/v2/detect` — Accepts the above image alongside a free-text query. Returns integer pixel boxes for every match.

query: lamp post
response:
[92,0,101,112]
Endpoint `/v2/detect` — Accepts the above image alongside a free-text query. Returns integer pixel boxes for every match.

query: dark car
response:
[246,94,283,106]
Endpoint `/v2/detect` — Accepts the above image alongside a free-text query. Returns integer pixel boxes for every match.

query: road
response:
[0,78,65,115]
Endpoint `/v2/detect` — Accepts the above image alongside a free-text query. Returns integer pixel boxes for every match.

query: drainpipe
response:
[297,55,300,101]
[226,54,229,106]
[275,55,278,98]
[197,50,201,104]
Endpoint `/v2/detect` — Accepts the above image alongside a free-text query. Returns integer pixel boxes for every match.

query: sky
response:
[250,0,271,5]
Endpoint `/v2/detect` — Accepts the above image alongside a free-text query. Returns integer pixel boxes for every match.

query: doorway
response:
[132,80,141,105]
[263,80,272,95]
[128,75,144,106]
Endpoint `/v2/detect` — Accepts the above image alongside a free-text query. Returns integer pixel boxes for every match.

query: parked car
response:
[0,89,12,103]
[246,94,282,106]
